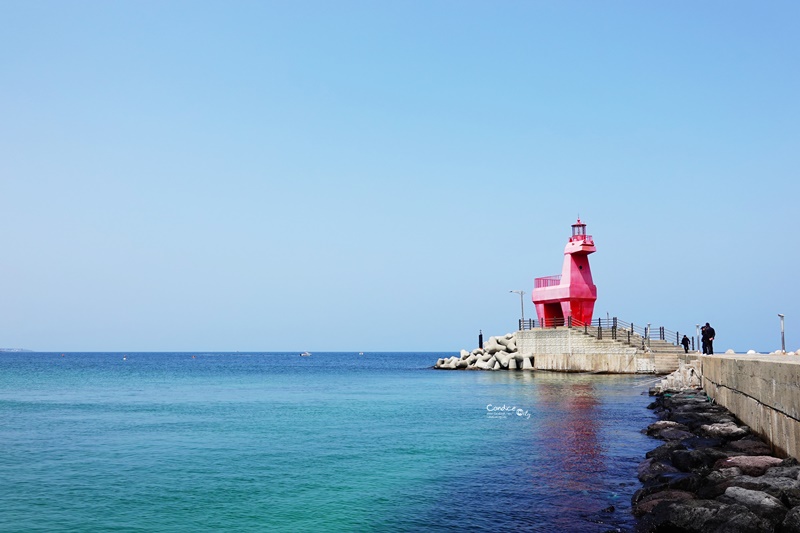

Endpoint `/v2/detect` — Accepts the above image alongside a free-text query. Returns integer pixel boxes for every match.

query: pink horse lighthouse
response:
[531,219,597,326]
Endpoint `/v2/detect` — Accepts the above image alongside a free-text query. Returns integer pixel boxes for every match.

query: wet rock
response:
[638,458,680,483]
[646,441,686,462]
[632,489,695,516]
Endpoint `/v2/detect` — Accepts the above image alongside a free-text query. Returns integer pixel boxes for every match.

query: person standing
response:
[701,325,708,354]
[702,322,716,355]
[681,335,690,353]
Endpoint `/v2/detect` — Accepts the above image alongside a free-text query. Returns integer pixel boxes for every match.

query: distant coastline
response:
[0,348,32,352]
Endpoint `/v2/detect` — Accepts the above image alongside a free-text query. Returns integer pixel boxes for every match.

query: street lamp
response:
[696,324,700,353]
[779,314,785,354]
[509,290,525,327]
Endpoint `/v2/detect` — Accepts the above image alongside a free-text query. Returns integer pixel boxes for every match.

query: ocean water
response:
[0,352,657,532]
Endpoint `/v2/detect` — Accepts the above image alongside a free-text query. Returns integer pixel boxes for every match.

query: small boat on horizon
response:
[300,351,311,357]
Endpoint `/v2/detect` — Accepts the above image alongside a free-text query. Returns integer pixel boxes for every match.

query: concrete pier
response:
[438,327,688,373]
[701,354,800,459]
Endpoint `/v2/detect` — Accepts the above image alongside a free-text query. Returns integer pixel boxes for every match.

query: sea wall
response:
[516,328,643,373]
[701,354,800,460]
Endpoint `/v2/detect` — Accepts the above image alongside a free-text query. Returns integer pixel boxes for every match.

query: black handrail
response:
[517,316,687,349]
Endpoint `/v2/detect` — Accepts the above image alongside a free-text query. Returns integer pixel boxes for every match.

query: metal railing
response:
[533,275,561,288]
[517,315,689,351]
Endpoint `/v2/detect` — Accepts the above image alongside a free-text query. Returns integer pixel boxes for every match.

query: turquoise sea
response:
[0,352,657,532]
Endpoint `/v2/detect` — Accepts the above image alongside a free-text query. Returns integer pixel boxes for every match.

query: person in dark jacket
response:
[701,325,708,354]
[681,335,690,353]
[702,323,716,354]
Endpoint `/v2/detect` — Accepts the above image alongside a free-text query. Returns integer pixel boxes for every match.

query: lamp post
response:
[696,324,700,354]
[510,290,525,328]
[779,314,785,354]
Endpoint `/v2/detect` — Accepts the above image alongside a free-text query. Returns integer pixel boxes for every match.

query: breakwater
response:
[437,329,684,374]
[634,389,800,532]
[435,332,533,370]
[701,354,800,460]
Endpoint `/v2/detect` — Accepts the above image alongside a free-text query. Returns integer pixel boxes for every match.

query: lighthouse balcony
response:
[534,275,561,288]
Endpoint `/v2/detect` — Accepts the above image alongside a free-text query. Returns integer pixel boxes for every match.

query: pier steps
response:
[516,327,687,374]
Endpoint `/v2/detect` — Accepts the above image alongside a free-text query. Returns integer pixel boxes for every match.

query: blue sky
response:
[1,1,798,352]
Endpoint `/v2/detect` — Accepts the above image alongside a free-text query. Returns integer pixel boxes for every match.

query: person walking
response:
[681,335,690,353]
[702,322,716,355]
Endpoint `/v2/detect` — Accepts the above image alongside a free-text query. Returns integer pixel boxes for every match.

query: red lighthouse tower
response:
[531,219,597,326]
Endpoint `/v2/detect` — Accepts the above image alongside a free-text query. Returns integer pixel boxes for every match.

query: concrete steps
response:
[573,328,683,374]
[654,352,680,374]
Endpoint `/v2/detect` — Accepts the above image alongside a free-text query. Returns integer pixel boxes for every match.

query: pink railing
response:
[534,275,561,288]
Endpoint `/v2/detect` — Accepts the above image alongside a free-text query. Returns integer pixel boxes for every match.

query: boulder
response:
[659,428,696,441]
[727,437,773,456]
[521,357,533,370]
[460,349,470,359]
[715,456,784,477]
[632,489,695,516]
[706,467,744,484]
[672,448,729,472]
[646,420,690,436]
[642,500,771,533]
[492,361,501,370]
[646,441,686,462]
[719,486,787,522]
[763,465,800,479]
[637,458,680,483]
[701,422,749,439]
[783,506,800,533]
[507,357,517,370]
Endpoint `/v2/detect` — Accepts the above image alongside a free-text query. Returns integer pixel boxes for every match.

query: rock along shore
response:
[635,383,800,532]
